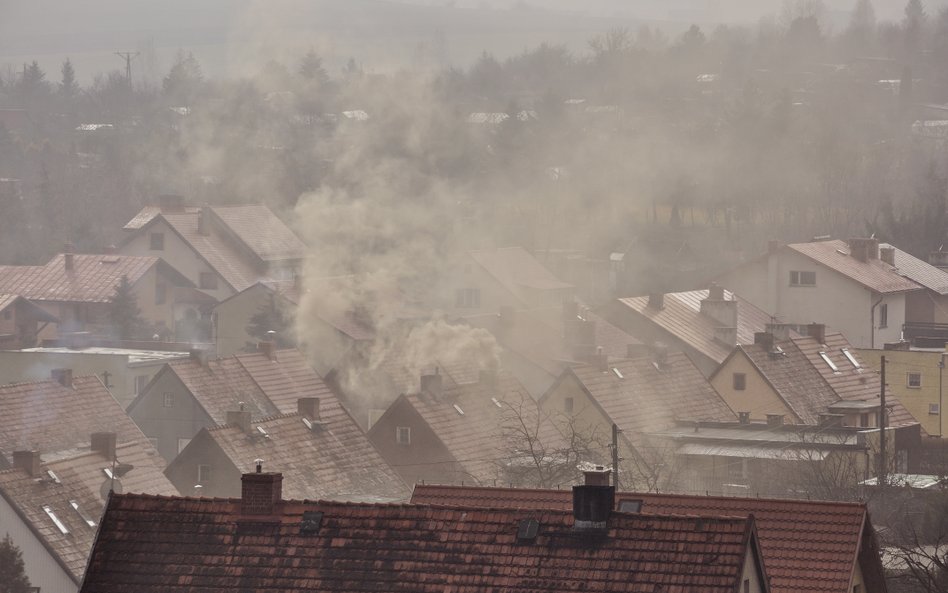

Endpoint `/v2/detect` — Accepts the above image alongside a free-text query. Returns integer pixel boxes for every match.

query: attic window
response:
[43,505,69,535]
[300,511,324,534]
[841,348,860,369]
[453,404,465,416]
[69,500,96,527]
[46,470,61,484]
[612,368,624,379]
[516,518,539,542]
[491,397,503,408]
[618,499,643,513]
[819,352,839,373]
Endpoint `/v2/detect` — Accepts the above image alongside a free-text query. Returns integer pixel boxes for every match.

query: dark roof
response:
[81,492,761,593]
[879,243,948,295]
[411,484,873,593]
[0,442,176,582]
[0,293,59,322]
[787,240,921,294]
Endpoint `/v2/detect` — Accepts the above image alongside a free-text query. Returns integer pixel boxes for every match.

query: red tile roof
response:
[617,289,781,364]
[0,254,183,303]
[189,410,409,502]
[0,376,154,461]
[788,240,922,294]
[81,492,761,593]
[411,484,875,593]
[0,442,177,582]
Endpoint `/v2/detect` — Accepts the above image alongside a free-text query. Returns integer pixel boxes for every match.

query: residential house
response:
[127,347,335,462]
[459,301,644,397]
[119,197,307,302]
[0,252,193,341]
[539,350,737,491]
[0,435,176,593]
[0,293,58,348]
[600,284,783,377]
[411,483,888,593]
[164,396,409,502]
[710,326,922,472]
[80,469,770,593]
[717,238,923,348]
[442,247,574,316]
[0,345,188,408]
[367,369,568,487]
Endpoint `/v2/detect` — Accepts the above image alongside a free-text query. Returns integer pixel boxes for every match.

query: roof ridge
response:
[0,374,101,389]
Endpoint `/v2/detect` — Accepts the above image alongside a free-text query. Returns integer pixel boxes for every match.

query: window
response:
[853,585,862,593]
[135,375,148,394]
[879,303,888,328]
[732,373,746,391]
[43,505,69,535]
[564,397,574,413]
[396,426,411,445]
[177,438,191,454]
[744,579,751,593]
[155,282,166,305]
[162,391,175,407]
[199,272,218,290]
[197,464,211,484]
[841,348,860,369]
[907,372,922,388]
[149,232,164,250]
[930,403,940,415]
[789,270,816,286]
[819,351,839,373]
[455,288,481,308]
[860,413,871,427]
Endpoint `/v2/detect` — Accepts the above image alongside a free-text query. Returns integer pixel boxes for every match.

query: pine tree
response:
[59,58,79,99]
[245,295,295,349]
[299,50,330,86]
[109,275,145,340]
[0,534,32,593]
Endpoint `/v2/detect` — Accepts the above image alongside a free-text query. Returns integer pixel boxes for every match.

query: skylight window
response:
[819,351,839,373]
[69,500,96,527]
[103,468,113,479]
[43,505,69,534]
[453,404,465,416]
[256,426,270,438]
[491,397,503,408]
[46,470,61,484]
[841,348,861,369]
[612,368,624,379]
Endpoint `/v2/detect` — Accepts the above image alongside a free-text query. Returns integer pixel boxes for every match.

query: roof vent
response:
[516,518,539,542]
[300,511,324,534]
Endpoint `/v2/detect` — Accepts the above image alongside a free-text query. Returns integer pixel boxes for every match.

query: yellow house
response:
[856,345,946,437]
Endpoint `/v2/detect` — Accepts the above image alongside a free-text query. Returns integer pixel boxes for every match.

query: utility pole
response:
[612,423,620,491]
[879,355,887,487]
[114,51,140,86]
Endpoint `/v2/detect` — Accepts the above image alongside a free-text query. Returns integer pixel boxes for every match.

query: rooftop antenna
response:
[114,51,140,86]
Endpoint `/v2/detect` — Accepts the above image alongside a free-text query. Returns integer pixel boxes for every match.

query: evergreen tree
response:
[299,50,330,86]
[109,275,145,340]
[162,50,203,104]
[59,58,79,99]
[0,534,31,593]
[246,295,295,349]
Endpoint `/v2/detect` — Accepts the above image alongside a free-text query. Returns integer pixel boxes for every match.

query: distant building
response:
[80,469,771,593]
[0,294,58,348]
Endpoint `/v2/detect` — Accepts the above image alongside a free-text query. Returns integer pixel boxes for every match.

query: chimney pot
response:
[189,348,209,366]
[12,450,41,477]
[226,409,253,434]
[50,368,73,388]
[847,238,879,262]
[297,397,320,421]
[572,483,614,530]
[583,466,612,486]
[701,292,738,329]
[197,207,210,236]
[64,252,74,271]
[708,282,725,301]
[240,471,283,516]
[91,432,117,460]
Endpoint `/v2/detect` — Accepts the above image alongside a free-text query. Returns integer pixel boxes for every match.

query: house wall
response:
[906,292,948,325]
[439,256,525,317]
[740,545,766,593]
[163,433,241,497]
[856,348,944,437]
[0,494,78,593]
[127,371,215,462]
[367,398,460,487]
[213,284,269,357]
[710,351,800,423]
[132,266,175,334]
[120,219,235,301]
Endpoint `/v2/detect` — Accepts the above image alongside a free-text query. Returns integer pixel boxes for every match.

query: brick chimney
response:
[189,348,209,367]
[12,450,41,476]
[197,207,210,236]
[848,238,879,263]
[50,368,73,388]
[712,326,738,347]
[226,406,252,434]
[647,293,665,310]
[700,288,738,329]
[880,247,896,267]
[420,369,443,398]
[297,397,320,421]
[807,323,826,344]
[64,251,74,272]
[754,332,775,352]
[765,323,793,341]
[240,468,283,516]
[258,341,276,361]
[91,432,117,460]
[573,466,614,530]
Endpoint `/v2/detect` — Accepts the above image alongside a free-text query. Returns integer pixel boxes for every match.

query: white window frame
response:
[907,372,922,388]
[929,403,940,415]
[162,392,175,407]
[197,464,211,484]
[396,426,411,445]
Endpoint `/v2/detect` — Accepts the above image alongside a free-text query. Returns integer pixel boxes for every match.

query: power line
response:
[114,51,140,86]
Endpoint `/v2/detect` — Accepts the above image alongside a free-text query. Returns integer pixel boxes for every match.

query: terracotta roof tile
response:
[82,493,758,593]
[411,484,871,593]
[739,342,840,424]
[788,240,922,294]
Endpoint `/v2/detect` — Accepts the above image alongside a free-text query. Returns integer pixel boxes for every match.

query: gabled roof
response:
[787,240,922,294]
[468,247,573,305]
[617,288,780,364]
[879,242,948,295]
[0,293,59,322]
[0,254,190,303]
[400,373,564,483]
[0,442,177,582]
[559,352,737,442]
[183,409,409,503]
[234,349,335,414]
[82,492,761,593]
[210,205,307,262]
[411,484,874,593]
[0,376,153,462]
